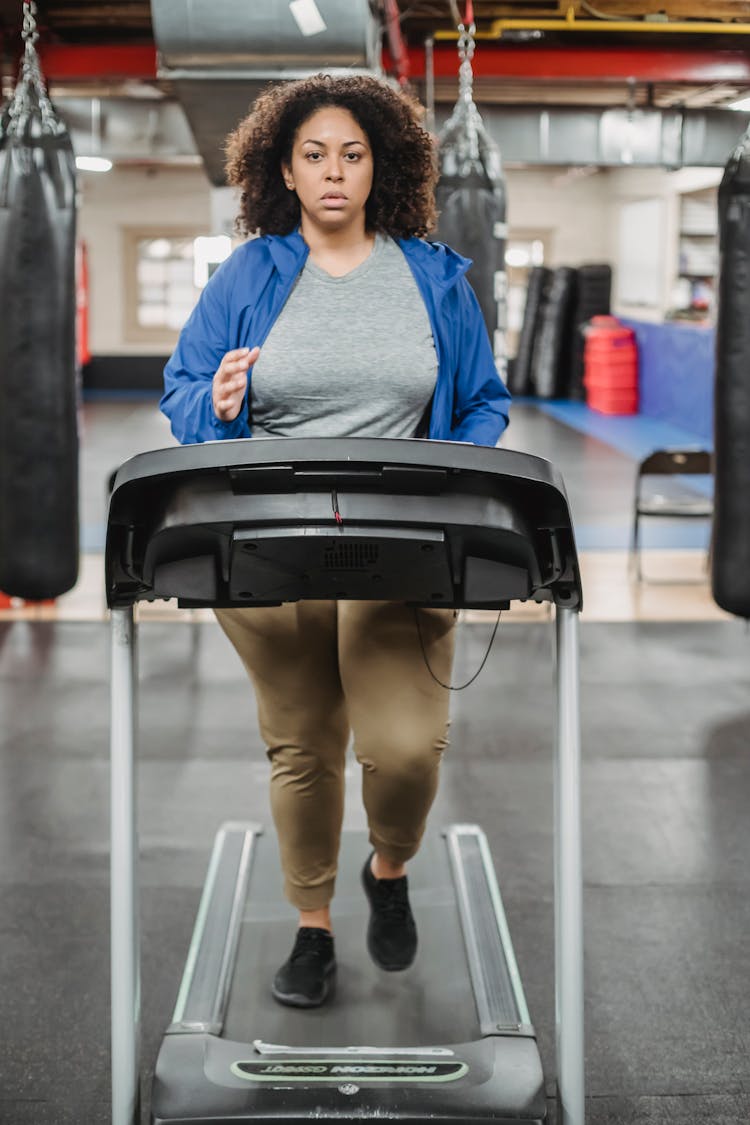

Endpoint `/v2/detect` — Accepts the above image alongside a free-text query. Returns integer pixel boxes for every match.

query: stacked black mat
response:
[509,266,550,396]
[509,263,611,400]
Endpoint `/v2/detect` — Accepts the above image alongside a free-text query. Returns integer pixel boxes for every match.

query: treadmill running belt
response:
[223,831,479,1046]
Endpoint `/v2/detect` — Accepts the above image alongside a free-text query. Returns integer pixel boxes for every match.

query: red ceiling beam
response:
[389,45,750,84]
[28,42,750,87]
[37,45,158,81]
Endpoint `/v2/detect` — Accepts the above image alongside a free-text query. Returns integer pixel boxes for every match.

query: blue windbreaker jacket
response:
[161,231,511,447]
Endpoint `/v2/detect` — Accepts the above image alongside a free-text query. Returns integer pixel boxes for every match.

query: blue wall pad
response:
[535,400,710,461]
[82,523,105,552]
[573,520,712,551]
[624,319,714,442]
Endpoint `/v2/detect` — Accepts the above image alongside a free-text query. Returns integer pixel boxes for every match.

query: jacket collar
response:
[266,230,309,281]
[265,230,469,291]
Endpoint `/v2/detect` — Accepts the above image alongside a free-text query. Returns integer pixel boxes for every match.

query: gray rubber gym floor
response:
[2,402,749,1124]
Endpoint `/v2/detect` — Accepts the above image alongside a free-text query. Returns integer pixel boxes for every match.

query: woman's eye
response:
[344,153,360,161]
[306,152,322,161]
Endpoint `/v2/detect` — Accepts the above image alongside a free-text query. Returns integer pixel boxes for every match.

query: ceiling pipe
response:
[424,36,435,131]
[384,44,750,85]
[434,12,750,38]
[383,0,410,85]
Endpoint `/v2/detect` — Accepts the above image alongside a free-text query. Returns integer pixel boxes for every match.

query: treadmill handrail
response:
[109,436,569,497]
[105,437,582,613]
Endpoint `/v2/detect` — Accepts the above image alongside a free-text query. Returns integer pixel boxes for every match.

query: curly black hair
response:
[225,74,437,238]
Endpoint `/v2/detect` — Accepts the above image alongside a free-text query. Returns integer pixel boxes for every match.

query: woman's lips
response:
[321,193,347,208]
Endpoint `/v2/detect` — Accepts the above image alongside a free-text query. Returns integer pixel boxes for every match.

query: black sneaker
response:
[272,927,336,1008]
[361,854,417,971]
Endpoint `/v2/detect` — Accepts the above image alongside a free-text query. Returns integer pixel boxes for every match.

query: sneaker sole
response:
[271,966,336,1009]
[365,935,416,972]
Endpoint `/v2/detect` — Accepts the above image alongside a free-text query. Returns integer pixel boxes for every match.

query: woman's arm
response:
[449,277,511,447]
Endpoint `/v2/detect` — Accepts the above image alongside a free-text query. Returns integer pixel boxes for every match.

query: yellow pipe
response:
[434,17,750,37]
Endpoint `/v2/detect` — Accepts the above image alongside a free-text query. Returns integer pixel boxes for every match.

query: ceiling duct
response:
[151,0,382,184]
[436,105,750,169]
[51,93,750,173]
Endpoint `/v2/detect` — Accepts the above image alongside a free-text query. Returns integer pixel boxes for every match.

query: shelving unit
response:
[675,187,718,319]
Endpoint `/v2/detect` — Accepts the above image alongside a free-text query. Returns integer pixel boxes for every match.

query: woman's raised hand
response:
[212,346,260,422]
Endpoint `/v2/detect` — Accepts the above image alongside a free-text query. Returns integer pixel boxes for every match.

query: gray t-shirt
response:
[250,233,438,439]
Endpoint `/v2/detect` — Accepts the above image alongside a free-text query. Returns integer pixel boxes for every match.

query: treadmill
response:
[106,436,585,1125]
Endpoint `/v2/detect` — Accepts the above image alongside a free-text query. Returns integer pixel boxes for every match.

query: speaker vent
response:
[324,542,379,571]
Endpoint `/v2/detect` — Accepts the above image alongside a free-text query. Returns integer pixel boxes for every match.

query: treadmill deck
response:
[151,827,546,1125]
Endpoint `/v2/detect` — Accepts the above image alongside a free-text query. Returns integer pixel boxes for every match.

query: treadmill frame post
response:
[109,602,586,1125]
[111,606,140,1125]
[554,606,585,1125]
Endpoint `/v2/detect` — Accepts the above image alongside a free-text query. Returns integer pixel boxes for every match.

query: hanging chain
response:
[22,1,39,48]
[21,1,46,91]
[7,0,58,129]
[456,17,475,105]
[453,15,480,165]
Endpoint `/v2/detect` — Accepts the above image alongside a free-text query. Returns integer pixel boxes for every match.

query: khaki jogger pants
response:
[214,601,457,911]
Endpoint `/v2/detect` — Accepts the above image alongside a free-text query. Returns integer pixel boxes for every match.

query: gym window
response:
[123,228,202,345]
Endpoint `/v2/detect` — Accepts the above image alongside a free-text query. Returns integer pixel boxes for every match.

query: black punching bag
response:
[435,19,507,382]
[712,129,750,619]
[0,16,79,599]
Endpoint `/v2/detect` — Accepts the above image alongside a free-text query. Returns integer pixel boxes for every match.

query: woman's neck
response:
[300,220,376,278]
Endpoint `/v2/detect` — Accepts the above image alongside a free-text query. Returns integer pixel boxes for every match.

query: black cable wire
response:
[414,607,502,691]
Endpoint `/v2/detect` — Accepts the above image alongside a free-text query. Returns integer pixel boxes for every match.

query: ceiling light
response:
[76,155,112,172]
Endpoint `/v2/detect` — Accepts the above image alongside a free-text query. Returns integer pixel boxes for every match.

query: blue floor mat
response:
[534,400,711,462]
[521,400,713,550]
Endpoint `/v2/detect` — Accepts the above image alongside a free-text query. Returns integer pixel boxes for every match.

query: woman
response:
[161,74,511,1009]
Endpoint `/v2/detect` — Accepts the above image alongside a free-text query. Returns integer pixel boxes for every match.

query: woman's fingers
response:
[212,346,260,421]
[217,346,260,382]
[223,346,260,367]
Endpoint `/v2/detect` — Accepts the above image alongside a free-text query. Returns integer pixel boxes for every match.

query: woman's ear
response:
[281,162,295,192]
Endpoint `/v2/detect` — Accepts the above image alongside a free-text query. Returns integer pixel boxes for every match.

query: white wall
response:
[77,159,724,356]
[507,164,724,324]
[78,164,212,355]
[80,162,615,355]
[505,167,611,266]
[602,165,723,322]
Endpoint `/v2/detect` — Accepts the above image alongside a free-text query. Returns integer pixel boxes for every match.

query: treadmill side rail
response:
[444,824,533,1037]
[168,823,260,1036]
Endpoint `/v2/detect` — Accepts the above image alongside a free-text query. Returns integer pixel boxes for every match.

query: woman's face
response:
[282,106,374,234]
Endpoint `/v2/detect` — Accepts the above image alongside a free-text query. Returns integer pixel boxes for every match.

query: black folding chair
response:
[630,448,714,582]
